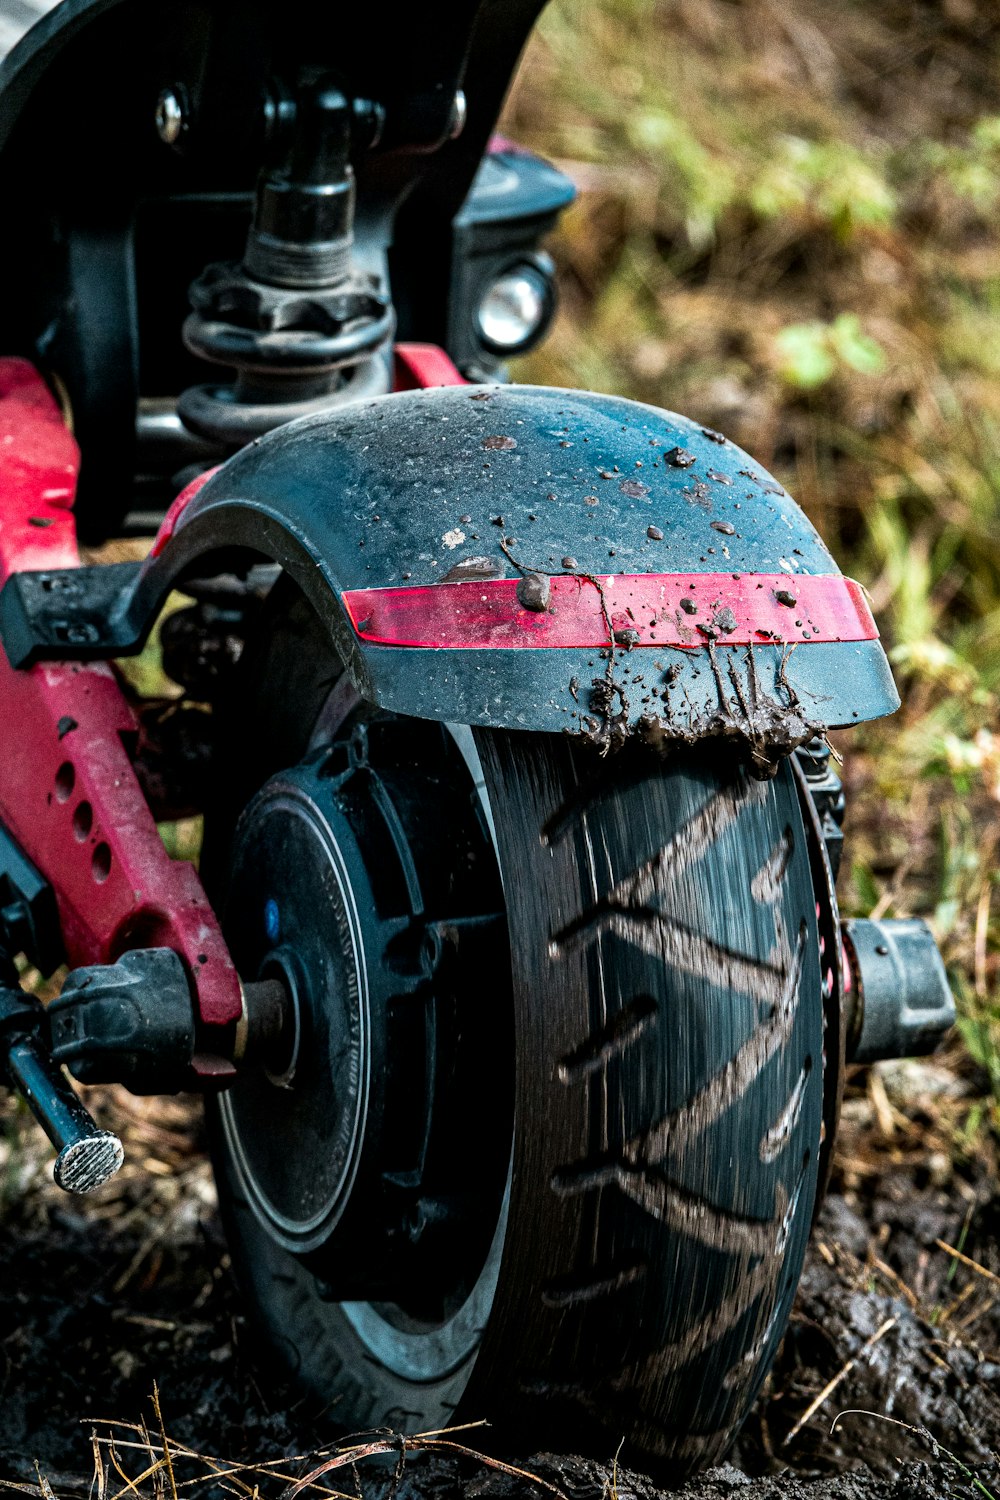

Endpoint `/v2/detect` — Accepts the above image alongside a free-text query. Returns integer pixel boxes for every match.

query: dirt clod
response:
[665,446,697,467]
[517,571,551,611]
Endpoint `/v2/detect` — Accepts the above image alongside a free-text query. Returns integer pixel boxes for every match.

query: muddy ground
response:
[0,1063,997,1500]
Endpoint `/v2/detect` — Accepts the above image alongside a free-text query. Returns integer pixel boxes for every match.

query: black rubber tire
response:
[204,581,823,1479]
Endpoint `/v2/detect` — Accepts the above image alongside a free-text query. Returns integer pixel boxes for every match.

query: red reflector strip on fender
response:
[341,573,877,650]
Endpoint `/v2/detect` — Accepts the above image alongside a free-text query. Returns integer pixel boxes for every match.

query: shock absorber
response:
[178,78,393,446]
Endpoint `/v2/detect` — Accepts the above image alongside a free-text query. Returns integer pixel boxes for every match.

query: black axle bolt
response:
[234,975,294,1071]
[842,917,955,1063]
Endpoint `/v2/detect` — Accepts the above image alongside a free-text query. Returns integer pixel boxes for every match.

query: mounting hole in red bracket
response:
[91,843,112,883]
[73,801,93,841]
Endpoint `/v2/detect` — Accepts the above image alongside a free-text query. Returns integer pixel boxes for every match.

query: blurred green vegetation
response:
[504,0,1000,1141]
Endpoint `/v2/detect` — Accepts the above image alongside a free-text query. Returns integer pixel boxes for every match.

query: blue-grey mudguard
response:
[141,383,898,757]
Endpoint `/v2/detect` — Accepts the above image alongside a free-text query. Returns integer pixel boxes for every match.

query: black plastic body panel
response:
[0,0,547,539]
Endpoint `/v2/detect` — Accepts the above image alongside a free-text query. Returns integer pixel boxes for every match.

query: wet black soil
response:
[0,1083,998,1500]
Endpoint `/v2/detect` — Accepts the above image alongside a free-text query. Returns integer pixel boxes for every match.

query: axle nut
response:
[842,917,955,1064]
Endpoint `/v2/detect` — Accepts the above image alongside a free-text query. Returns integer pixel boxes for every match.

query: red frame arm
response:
[0,360,242,1049]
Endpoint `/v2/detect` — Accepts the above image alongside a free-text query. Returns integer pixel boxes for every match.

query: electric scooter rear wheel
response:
[204,583,824,1477]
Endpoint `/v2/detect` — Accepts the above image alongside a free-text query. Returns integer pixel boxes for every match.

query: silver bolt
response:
[449,89,467,141]
[156,87,186,146]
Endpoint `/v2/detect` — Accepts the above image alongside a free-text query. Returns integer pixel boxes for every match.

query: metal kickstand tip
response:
[53,1130,125,1194]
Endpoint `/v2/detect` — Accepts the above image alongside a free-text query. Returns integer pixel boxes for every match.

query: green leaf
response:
[830,313,887,374]
[775,322,836,389]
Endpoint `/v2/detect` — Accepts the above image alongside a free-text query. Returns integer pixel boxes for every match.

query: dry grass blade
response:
[936,1239,1000,1288]
[279,1438,396,1499]
[150,1389,177,1500]
[610,1438,624,1500]
[32,1468,55,1500]
[408,1438,570,1498]
[80,1412,568,1500]
[831,1410,999,1499]
[109,1455,168,1500]
[871,1256,919,1309]
[783,1316,897,1445]
[88,1426,326,1498]
[255,1428,571,1500]
[92,1430,107,1500]
[399,1420,488,1440]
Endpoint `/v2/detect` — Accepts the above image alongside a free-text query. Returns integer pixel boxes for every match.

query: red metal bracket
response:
[0,359,241,1053]
[393,343,468,390]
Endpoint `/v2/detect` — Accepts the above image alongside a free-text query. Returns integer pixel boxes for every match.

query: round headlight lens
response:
[476,266,551,353]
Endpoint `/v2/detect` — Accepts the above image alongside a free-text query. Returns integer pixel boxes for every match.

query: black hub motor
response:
[204,582,825,1475]
[217,713,512,1344]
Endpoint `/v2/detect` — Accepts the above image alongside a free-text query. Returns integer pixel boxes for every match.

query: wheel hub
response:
[220,781,370,1251]
[219,714,512,1312]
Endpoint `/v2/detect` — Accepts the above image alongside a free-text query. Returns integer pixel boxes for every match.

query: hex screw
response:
[155,86,188,146]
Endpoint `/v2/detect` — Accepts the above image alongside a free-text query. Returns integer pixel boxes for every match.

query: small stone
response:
[584,495,599,506]
[517,572,550,612]
[680,598,698,615]
[714,606,738,633]
[613,628,640,648]
[775,589,797,607]
[665,446,697,467]
[647,525,664,540]
[483,435,517,451]
[562,556,579,570]
[711,520,736,535]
